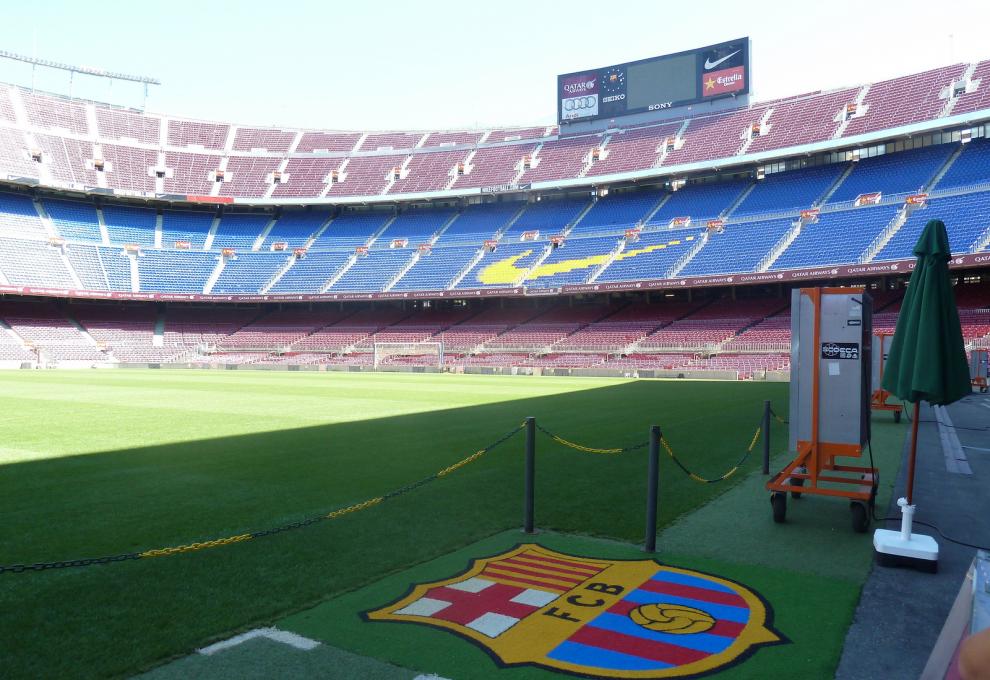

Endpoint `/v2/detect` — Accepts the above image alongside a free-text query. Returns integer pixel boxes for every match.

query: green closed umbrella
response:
[881,219,971,504]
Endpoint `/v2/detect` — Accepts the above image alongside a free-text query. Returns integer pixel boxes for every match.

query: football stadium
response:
[1,4,990,679]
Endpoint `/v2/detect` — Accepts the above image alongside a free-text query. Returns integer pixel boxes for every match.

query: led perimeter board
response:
[557,38,750,124]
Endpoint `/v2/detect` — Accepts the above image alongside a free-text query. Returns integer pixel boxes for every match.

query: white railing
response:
[634,342,720,353]
[483,343,554,352]
[859,205,909,263]
[970,223,990,253]
[666,231,708,278]
[720,342,791,353]
[755,221,800,272]
[552,344,633,353]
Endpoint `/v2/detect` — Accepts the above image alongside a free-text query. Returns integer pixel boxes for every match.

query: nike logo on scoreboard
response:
[704,50,741,70]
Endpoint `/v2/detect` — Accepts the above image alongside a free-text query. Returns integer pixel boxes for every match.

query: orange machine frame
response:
[871,331,904,418]
[766,287,877,502]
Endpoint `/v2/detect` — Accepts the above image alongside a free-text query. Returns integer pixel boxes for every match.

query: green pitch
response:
[0,369,831,678]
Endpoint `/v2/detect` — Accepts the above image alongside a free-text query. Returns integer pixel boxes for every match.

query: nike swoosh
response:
[704,50,741,70]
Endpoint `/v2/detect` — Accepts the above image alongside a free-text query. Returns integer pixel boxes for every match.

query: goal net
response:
[372,342,444,368]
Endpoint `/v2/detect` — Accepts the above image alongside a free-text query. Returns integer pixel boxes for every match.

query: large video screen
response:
[557,38,750,124]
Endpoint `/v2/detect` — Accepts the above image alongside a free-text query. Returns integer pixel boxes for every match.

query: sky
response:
[0,0,987,131]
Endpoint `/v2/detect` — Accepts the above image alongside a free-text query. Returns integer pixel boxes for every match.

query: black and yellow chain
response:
[0,422,525,574]
[661,422,763,484]
[534,422,648,454]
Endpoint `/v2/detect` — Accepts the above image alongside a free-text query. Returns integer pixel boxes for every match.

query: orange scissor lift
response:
[871,331,903,422]
[767,287,878,533]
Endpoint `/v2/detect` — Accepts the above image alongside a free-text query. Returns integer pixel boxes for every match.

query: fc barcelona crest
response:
[365,544,786,678]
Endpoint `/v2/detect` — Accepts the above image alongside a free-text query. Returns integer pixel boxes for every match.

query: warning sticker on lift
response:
[821,342,859,360]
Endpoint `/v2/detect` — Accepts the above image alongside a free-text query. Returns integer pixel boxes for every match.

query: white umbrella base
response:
[874,528,939,573]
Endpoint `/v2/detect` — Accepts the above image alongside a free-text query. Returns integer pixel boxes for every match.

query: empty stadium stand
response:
[0,58,981,209]
[0,58,987,375]
[0,286,981,373]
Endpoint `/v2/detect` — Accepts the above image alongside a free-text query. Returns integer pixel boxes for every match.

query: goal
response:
[372,342,444,368]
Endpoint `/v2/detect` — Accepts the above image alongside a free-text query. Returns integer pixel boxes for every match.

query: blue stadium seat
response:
[269,251,353,293]
[525,235,622,287]
[647,181,749,226]
[328,249,412,291]
[937,139,990,191]
[874,191,990,260]
[212,213,270,250]
[569,190,662,236]
[161,210,214,250]
[682,218,794,276]
[375,209,456,247]
[97,246,133,290]
[212,252,290,293]
[734,165,845,216]
[138,250,217,292]
[312,212,392,249]
[45,200,103,242]
[457,242,548,288]
[262,210,331,249]
[828,145,954,204]
[771,206,901,269]
[102,205,157,246]
[392,246,480,290]
[437,203,520,245]
[0,236,76,287]
[0,193,47,239]
[596,230,705,282]
[503,197,590,238]
[65,243,108,290]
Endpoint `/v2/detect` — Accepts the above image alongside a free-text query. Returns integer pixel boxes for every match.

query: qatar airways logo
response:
[563,78,597,95]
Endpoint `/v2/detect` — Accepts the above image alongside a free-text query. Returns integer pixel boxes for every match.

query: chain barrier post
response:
[524,416,536,534]
[644,425,660,553]
[762,400,771,475]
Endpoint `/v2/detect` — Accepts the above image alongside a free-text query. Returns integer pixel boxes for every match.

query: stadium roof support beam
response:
[0,49,161,109]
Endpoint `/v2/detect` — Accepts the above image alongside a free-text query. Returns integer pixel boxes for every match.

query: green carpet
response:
[277,531,860,680]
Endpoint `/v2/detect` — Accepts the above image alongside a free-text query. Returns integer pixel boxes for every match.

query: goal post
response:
[372,342,444,368]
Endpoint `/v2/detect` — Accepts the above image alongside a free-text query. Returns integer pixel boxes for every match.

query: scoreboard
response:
[557,38,750,124]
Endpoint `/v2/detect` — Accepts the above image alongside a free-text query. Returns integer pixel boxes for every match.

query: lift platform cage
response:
[767,287,879,532]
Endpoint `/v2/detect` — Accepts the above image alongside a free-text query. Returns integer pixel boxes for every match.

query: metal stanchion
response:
[644,425,660,552]
[524,416,535,534]
[763,400,771,475]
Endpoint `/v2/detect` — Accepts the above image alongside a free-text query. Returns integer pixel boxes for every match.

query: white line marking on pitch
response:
[196,627,452,679]
[197,627,320,655]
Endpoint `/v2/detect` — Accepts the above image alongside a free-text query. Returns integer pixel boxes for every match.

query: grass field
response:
[0,370,792,679]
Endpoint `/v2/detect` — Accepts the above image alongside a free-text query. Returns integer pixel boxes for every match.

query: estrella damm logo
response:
[365,544,785,678]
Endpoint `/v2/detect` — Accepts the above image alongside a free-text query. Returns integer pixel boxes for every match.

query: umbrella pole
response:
[876,398,940,572]
[905,401,920,505]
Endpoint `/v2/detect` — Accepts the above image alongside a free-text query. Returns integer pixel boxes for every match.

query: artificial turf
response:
[277,530,863,680]
[262,411,907,680]
[0,370,787,679]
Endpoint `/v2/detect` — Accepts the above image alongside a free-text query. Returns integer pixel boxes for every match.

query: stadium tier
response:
[0,58,988,374]
[0,286,986,371]
[1,134,989,297]
[0,59,985,203]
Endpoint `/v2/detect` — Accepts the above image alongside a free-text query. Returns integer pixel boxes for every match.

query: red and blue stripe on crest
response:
[546,569,751,672]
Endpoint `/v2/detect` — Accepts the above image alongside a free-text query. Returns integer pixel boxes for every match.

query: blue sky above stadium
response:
[0,0,986,130]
